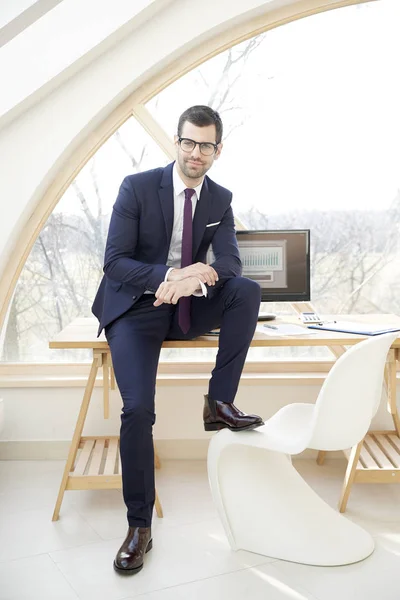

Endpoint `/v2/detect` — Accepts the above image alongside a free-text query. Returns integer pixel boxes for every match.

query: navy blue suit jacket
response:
[92,162,242,335]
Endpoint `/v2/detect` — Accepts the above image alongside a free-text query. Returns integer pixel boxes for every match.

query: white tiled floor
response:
[1,458,400,600]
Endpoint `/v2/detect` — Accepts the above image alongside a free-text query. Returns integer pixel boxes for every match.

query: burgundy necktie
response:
[178,188,195,333]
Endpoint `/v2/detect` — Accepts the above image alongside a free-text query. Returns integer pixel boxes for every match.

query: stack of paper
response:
[257,323,314,337]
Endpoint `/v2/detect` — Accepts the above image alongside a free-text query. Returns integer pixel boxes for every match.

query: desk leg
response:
[339,440,363,513]
[108,352,116,390]
[154,442,161,469]
[155,491,163,518]
[102,352,110,420]
[385,349,400,436]
[328,346,347,359]
[52,352,102,521]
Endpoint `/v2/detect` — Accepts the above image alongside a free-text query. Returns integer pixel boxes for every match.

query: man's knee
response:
[122,403,155,427]
[225,276,261,302]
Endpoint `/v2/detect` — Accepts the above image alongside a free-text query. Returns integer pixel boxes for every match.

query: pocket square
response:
[206,221,221,228]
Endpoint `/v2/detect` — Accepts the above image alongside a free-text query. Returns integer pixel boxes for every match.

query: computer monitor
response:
[235,229,311,303]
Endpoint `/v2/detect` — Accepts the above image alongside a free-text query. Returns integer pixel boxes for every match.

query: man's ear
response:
[214,142,223,160]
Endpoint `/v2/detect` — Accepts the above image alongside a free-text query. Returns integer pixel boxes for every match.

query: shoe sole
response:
[113,539,153,575]
[204,421,264,432]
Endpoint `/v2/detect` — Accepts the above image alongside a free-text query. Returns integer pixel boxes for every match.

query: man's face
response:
[174,122,222,181]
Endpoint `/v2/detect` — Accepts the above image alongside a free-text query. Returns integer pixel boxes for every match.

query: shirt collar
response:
[173,162,203,200]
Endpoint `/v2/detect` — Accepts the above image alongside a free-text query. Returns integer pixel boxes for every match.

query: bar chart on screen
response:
[241,246,283,272]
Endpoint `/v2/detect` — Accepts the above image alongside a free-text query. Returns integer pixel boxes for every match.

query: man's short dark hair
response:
[177,105,223,144]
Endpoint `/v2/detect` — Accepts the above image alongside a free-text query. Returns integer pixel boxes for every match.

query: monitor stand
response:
[258,312,276,321]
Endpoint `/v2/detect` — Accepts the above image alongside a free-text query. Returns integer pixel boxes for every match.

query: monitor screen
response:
[235,229,311,302]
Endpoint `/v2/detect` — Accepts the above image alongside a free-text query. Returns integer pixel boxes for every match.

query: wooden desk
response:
[50,314,400,520]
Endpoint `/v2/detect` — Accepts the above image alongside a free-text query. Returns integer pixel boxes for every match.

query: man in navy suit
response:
[92,105,263,575]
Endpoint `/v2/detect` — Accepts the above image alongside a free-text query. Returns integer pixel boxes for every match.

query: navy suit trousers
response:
[105,277,261,527]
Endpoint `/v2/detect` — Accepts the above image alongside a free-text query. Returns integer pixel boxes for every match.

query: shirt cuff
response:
[193,279,207,297]
[164,267,174,282]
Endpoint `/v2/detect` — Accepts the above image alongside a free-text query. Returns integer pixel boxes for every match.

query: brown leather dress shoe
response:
[113,526,152,575]
[203,394,264,432]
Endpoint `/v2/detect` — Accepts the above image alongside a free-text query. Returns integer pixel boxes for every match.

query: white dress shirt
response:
[163,164,207,297]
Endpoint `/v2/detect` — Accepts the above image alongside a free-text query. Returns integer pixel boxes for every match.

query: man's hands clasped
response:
[154,263,218,306]
[168,263,218,286]
[153,277,199,307]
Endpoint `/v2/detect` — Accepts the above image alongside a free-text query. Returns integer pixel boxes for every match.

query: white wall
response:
[0,0,41,28]
[0,380,396,459]
[0,382,320,459]
[0,0,173,124]
[0,383,319,441]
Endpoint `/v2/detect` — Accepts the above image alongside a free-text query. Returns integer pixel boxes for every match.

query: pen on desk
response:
[264,324,278,330]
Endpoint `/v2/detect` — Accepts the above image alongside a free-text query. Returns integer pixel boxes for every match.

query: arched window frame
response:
[0,0,377,384]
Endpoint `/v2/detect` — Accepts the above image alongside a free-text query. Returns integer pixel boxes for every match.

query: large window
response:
[1,119,168,362]
[2,0,400,363]
[148,1,400,319]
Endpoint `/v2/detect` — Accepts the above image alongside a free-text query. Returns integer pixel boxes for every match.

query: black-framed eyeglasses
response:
[177,137,219,156]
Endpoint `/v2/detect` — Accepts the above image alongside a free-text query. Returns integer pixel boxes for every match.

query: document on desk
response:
[257,323,314,337]
[307,321,400,336]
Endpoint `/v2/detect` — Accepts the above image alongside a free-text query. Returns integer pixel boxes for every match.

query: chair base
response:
[208,440,374,566]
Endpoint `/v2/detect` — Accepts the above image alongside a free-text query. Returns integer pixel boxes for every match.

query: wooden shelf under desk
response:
[67,436,121,490]
[343,431,400,484]
[63,435,163,517]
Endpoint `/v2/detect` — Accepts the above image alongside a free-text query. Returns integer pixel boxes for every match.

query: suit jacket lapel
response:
[158,163,174,247]
[192,176,211,259]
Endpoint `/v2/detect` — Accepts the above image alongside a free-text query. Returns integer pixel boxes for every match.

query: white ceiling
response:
[0,0,63,46]
[0,0,172,128]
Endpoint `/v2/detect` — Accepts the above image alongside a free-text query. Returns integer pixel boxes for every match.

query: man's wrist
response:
[191,276,201,292]
[189,276,206,296]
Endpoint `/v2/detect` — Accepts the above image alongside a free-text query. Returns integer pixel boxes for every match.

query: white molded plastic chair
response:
[207,331,398,566]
